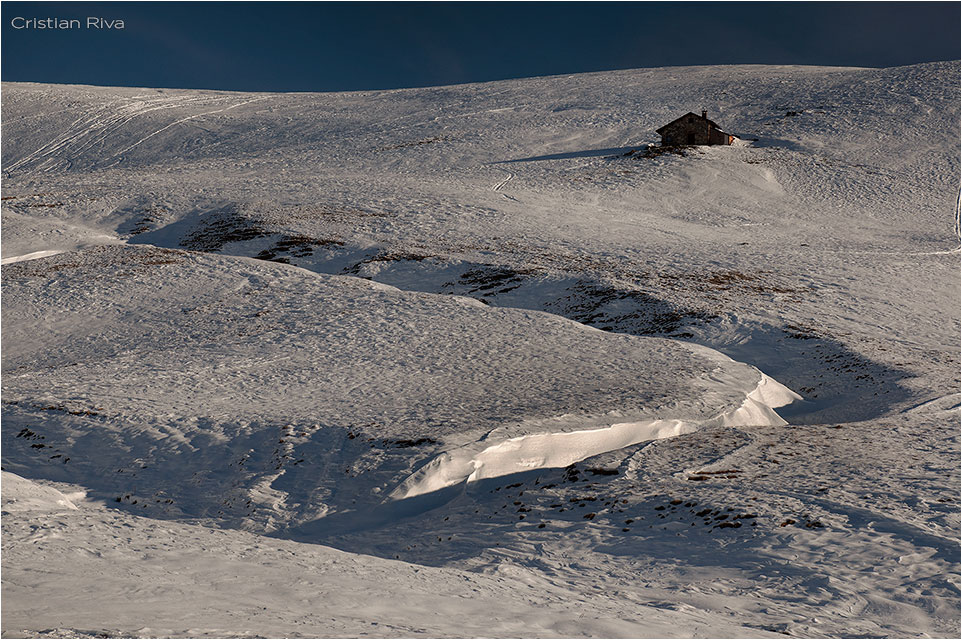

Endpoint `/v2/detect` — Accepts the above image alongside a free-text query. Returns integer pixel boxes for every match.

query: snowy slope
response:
[2,62,957,422]
[1,243,796,534]
[6,473,778,639]
[2,61,959,638]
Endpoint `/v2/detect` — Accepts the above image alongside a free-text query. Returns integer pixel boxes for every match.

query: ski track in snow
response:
[492,170,514,191]
[110,95,277,159]
[492,170,520,202]
[4,94,276,174]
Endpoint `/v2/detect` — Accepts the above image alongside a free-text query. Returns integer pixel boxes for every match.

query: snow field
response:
[5,475,765,639]
[2,60,959,637]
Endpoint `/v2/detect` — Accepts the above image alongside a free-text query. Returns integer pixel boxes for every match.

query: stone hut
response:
[656,111,735,146]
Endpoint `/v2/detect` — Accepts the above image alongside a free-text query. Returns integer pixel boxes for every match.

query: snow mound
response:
[1,472,80,512]
[1,245,791,440]
[2,244,799,527]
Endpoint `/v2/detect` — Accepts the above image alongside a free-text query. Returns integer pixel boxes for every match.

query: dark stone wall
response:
[659,114,732,146]
[659,115,712,146]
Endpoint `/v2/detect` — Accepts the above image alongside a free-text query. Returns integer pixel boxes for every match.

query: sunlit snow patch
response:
[390,363,800,501]
[1,472,81,512]
[0,250,66,265]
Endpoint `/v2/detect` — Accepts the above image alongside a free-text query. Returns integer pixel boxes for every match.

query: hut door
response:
[687,133,695,144]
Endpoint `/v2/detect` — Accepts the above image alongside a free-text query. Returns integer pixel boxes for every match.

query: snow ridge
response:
[390,371,800,500]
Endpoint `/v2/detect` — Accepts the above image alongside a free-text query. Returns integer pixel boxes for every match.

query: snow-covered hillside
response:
[2,62,959,638]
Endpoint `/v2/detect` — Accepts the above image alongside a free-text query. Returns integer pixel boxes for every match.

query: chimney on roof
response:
[702,110,707,119]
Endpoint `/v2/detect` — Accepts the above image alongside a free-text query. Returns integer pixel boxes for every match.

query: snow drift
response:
[390,358,800,500]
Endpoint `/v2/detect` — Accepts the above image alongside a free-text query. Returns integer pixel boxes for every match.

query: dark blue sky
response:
[2,2,959,91]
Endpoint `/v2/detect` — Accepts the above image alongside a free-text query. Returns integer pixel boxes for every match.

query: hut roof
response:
[656,112,725,134]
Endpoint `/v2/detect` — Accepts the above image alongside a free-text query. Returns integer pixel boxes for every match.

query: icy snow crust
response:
[2,62,960,638]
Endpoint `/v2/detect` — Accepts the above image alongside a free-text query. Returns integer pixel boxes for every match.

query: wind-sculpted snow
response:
[1,245,796,526]
[2,62,959,638]
[0,471,81,512]
[1,245,768,433]
[391,367,799,500]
